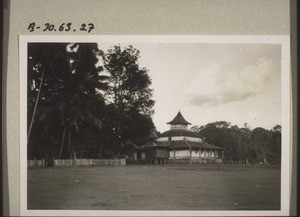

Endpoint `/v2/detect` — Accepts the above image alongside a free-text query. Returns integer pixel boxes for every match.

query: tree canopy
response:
[191,122,281,164]
[28,43,108,159]
[99,45,155,156]
[27,43,155,159]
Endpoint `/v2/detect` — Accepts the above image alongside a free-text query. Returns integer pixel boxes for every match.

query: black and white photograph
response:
[19,35,291,216]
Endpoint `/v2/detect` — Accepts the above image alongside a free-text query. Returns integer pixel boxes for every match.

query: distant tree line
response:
[190,121,281,164]
[27,43,155,160]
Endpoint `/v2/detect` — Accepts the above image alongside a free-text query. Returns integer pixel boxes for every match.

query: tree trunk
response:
[99,143,102,158]
[58,124,67,159]
[27,66,45,141]
[68,129,72,158]
[263,156,267,164]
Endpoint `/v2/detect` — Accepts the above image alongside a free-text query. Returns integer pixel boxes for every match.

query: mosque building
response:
[136,111,224,164]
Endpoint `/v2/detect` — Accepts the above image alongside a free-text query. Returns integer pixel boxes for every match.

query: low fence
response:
[168,158,223,164]
[28,159,45,168]
[28,157,224,167]
[28,159,126,168]
[127,158,224,165]
[54,159,126,167]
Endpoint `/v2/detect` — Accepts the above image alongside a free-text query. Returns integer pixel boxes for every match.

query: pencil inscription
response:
[27,22,95,33]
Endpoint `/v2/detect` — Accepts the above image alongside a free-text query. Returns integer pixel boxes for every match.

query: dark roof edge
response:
[167,111,191,125]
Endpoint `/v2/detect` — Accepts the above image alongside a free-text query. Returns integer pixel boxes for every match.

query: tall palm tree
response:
[28,43,108,159]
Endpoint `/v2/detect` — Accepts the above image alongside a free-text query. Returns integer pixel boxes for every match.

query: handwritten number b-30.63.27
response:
[27,22,95,33]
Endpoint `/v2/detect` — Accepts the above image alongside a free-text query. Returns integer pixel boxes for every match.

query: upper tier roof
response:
[167,111,191,125]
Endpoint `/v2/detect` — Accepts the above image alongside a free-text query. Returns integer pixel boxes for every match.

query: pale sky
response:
[97,42,281,133]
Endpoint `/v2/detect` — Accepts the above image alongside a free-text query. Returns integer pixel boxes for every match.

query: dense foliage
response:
[97,45,155,157]
[190,122,281,164]
[27,43,155,160]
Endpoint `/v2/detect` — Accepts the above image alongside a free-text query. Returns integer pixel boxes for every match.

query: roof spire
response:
[167,111,191,125]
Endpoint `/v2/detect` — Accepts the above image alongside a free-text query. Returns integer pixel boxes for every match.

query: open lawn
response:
[28,164,280,210]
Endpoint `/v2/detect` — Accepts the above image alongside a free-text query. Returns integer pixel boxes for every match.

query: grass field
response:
[28,164,280,210]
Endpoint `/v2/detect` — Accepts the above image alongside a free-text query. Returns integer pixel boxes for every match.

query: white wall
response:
[190,150,217,158]
[157,137,168,141]
[176,150,189,157]
[191,150,199,158]
[169,149,219,159]
[169,150,190,158]
[170,124,188,130]
[185,137,202,142]
[171,136,184,141]
[200,150,215,158]
[169,151,174,158]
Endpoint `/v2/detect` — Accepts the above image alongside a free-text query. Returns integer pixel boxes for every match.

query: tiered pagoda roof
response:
[167,111,191,125]
[136,111,223,151]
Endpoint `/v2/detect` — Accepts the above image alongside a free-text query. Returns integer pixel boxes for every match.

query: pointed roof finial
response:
[167,111,191,125]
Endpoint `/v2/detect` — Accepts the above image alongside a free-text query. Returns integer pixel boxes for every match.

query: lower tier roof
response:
[136,140,223,150]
